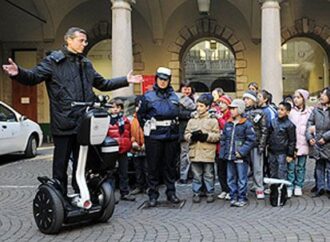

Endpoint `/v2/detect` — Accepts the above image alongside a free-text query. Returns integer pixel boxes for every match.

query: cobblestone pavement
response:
[0,148,329,242]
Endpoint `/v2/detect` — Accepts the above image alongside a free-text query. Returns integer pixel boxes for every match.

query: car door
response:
[0,104,20,155]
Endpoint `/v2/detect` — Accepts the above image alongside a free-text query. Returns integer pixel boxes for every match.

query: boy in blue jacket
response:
[220,99,256,207]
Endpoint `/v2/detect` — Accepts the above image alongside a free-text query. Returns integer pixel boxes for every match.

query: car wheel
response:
[25,135,37,158]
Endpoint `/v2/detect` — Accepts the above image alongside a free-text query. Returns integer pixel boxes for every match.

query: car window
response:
[0,104,17,122]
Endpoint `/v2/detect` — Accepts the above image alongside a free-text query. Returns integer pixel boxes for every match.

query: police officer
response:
[138,67,180,207]
[2,27,143,195]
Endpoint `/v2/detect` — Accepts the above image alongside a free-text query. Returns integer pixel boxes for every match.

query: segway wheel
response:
[97,182,115,223]
[33,186,64,234]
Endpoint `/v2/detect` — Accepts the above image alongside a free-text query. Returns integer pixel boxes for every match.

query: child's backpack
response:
[269,183,288,207]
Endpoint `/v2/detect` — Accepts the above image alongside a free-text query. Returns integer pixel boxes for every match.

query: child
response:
[306,87,330,197]
[214,95,232,200]
[107,99,135,201]
[178,80,196,183]
[268,102,296,181]
[220,99,256,207]
[184,94,220,203]
[288,89,313,197]
[130,96,148,195]
[243,90,268,199]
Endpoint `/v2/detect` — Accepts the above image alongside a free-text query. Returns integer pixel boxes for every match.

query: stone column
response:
[261,0,283,104]
[111,0,135,97]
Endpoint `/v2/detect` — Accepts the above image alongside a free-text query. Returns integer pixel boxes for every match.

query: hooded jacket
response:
[306,105,330,160]
[11,48,128,136]
[289,106,313,156]
[184,111,220,162]
[219,117,256,161]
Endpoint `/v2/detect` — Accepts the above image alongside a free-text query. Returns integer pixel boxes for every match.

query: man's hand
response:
[2,58,18,76]
[235,152,242,158]
[127,70,143,84]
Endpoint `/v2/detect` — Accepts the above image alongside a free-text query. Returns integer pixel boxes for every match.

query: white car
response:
[0,101,43,157]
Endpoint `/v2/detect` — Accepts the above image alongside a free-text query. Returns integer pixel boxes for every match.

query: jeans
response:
[269,153,287,180]
[287,155,307,189]
[251,147,264,192]
[227,160,248,202]
[180,141,191,180]
[315,159,330,192]
[191,162,215,194]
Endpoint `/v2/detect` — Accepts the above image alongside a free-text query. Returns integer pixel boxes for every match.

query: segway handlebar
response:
[71,101,113,109]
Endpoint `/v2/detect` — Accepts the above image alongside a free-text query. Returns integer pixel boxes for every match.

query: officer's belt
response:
[155,120,173,126]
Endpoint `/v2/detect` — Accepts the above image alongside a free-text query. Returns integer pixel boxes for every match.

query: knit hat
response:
[197,93,213,107]
[229,99,245,114]
[296,89,309,102]
[243,90,258,102]
[219,95,232,106]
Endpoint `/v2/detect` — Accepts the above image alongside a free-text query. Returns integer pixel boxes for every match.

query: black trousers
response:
[145,138,179,199]
[132,155,148,189]
[216,157,230,193]
[53,135,80,194]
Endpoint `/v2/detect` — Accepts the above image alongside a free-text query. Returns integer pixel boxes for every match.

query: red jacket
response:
[107,116,132,154]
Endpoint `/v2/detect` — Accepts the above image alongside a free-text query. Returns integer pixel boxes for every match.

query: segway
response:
[33,96,119,234]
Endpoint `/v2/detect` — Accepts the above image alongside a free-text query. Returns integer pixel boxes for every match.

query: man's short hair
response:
[64,27,87,42]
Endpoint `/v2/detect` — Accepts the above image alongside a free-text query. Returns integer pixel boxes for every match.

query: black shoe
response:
[149,198,157,207]
[311,186,317,193]
[167,194,180,204]
[312,189,325,197]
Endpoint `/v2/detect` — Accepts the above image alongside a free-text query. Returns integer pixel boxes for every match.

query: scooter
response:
[33,96,119,234]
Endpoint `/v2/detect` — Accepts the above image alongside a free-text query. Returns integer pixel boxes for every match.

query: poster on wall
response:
[142,75,155,94]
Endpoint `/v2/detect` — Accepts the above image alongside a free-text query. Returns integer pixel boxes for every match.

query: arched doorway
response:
[281,37,329,97]
[182,39,236,93]
[87,39,113,97]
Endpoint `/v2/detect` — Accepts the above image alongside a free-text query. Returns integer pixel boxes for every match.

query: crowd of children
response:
[105,68,330,207]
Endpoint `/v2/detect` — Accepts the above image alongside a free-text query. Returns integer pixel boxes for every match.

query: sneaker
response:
[256,190,265,200]
[206,195,215,203]
[264,188,271,195]
[234,201,247,207]
[230,200,236,207]
[294,187,302,196]
[287,188,293,198]
[121,194,136,201]
[131,187,143,195]
[192,194,201,203]
[217,192,227,199]
[225,193,231,200]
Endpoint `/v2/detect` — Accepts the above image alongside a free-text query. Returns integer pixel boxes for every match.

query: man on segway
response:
[2,27,143,196]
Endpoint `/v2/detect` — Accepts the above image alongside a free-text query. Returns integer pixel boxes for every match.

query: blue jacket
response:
[260,105,277,128]
[137,84,179,140]
[220,117,256,161]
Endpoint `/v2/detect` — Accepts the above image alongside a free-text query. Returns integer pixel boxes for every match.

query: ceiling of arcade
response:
[0,0,329,45]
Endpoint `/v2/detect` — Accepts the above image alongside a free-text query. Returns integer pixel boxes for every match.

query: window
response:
[282,38,329,96]
[0,105,16,122]
[182,39,236,93]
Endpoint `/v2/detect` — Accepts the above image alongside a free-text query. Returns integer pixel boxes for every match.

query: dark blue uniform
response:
[138,84,179,200]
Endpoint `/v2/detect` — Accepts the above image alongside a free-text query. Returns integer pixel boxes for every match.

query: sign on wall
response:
[142,75,155,94]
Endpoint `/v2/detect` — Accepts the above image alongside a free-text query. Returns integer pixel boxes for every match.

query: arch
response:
[167,18,248,95]
[190,82,209,93]
[85,21,145,74]
[281,17,330,61]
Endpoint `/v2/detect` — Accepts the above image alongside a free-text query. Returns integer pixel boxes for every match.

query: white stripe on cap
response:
[243,93,257,102]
